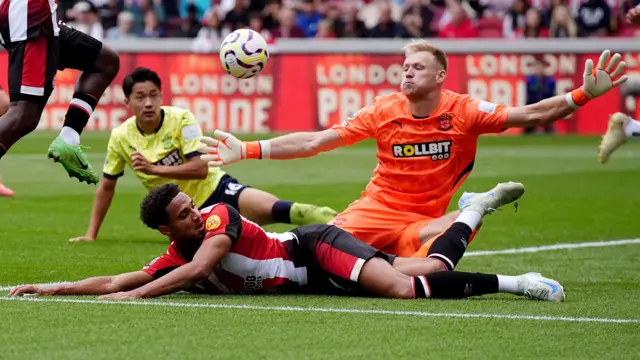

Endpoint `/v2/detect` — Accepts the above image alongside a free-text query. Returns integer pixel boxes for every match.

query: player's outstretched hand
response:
[627,5,640,24]
[581,50,628,99]
[198,130,246,167]
[99,291,140,301]
[69,235,95,243]
[10,284,51,296]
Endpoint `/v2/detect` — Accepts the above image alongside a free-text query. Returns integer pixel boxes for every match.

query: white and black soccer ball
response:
[219,29,269,79]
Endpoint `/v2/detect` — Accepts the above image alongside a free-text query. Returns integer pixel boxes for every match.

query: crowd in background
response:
[58,0,640,51]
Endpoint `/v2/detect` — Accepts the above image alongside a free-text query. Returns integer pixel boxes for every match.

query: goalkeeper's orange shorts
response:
[328,196,434,257]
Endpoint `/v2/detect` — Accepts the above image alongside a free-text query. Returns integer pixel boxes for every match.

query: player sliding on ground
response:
[70,68,337,243]
[198,41,628,258]
[11,183,565,302]
[0,2,120,184]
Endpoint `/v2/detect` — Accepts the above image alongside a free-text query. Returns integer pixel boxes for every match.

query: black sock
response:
[426,222,472,270]
[0,143,6,160]
[271,200,293,223]
[63,92,98,135]
[421,272,498,299]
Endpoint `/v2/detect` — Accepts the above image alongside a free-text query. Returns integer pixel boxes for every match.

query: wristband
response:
[244,141,262,159]
[565,88,591,110]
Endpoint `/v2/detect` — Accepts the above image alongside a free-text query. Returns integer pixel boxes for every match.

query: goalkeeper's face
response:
[401,52,446,98]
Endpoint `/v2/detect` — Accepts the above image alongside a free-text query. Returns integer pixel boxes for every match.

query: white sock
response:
[624,119,640,138]
[455,209,482,230]
[59,127,80,145]
[497,275,521,294]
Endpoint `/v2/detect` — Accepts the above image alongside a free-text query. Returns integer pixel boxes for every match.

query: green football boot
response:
[47,136,99,184]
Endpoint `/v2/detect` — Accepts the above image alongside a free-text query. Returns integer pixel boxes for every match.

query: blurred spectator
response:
[401,0,436,37]
[325,4,345,37]
[272,7,305,38]
[515,7,549,37]
[224,0,251,30]
[98,0,123,30]
[524,57,556,134]
[139,9,165,37]
[249,12,274,42]
[368,3,402,37]
[192,9,231,52]
[177,4,203,37]
[576,0,611,36]
[68,1,104,41]
[297,0,322,37]
[503,0,530,38]
[123,0,165,33]
[315,19,336,38]
[549,4,578,37]
[106,11,138,39]
[340,2,368,38]
[179,0,209,21]
[439,1,478,38]
[262,0,283,31]
[476,0,515,18]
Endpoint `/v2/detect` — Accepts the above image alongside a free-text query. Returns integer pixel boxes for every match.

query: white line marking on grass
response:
[465,238,640,257]
[0,296,638,324]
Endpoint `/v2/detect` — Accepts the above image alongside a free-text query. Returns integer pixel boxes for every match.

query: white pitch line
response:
[465,238,640,257]
[0,296,638,324]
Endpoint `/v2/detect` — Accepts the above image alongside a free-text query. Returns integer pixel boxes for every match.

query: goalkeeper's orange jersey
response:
[332,90,509,218]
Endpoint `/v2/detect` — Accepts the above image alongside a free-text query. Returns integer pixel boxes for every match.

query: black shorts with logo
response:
[199,174,251,212]
[5,21,102,104]
[290,224,397,296]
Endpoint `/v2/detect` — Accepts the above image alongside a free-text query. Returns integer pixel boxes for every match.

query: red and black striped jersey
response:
[0,0,58,44]
[142,203,307,294]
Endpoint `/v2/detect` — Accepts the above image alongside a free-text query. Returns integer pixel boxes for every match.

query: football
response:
[219,29,269,79]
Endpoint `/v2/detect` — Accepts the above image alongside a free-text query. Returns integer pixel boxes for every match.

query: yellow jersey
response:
[102,106,226,208]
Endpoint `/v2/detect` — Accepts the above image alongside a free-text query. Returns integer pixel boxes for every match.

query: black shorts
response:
[290,224,397,296]
[5,21,102,104]
[199,174,251,211]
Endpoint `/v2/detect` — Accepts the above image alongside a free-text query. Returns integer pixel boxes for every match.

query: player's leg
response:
[209,175,338,225]
[412,181,524,258]
[47,22,120,184]
[358,259,565,302]
[0,36,55,161]
[598,112,640,164]
[0,89,13,197]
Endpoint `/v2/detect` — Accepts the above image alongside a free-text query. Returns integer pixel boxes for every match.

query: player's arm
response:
[198,107,376,166]
[141,111,209,180]
[627,4,640,24]
[113,234,232,299]
[10,271,153,296]
[504,50,627,129]
[71,134,124,242]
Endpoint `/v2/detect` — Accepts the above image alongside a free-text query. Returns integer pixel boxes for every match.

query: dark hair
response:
[140,184,181,229]
[122,67,162,98]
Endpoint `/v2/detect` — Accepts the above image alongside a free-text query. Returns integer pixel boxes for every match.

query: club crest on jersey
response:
[392,140,452,161]
[436,113,453,131]
[205,215,221,231]
[161,135,173,149]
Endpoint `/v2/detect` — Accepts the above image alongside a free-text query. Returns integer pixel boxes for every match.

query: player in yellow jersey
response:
[70,68,337,242]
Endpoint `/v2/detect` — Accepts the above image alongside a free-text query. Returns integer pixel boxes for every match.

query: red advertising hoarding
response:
[0,52,636,135]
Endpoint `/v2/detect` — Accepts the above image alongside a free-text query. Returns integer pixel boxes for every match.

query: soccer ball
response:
[219,29,269,79]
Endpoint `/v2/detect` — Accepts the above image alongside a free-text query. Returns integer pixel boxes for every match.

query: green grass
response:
[0,131,639,359]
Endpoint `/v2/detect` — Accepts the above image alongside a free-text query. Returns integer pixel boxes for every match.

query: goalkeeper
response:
[70,68,337,242]
[199,43,627,258]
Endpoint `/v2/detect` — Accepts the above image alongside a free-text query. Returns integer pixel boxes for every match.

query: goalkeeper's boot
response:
[290,203,339,225]
[47,136,99,185]
[598,112,629,164]
[458,181,525,216]
[519,272,566,302]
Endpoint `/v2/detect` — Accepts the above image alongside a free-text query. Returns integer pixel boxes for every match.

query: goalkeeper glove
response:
[566,50,628,109]
[198,130,269,167]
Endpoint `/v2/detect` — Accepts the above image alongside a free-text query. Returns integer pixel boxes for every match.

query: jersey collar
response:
[136,109,165,136]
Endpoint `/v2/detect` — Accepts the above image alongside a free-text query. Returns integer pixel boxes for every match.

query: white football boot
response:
[457,182,525,216]
[518,272,566,302]
[598,112,630,164]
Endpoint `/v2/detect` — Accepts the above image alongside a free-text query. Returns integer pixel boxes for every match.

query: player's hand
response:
[198,130,246,167]
[581,50,628,99]
[98,291,141,301]
[626,5,640,24]
[69,235,95,243]
[130,152,155,174]
[10,284,53,296]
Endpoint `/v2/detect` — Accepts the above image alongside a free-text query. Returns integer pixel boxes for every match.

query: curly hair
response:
[140,184,181,229]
